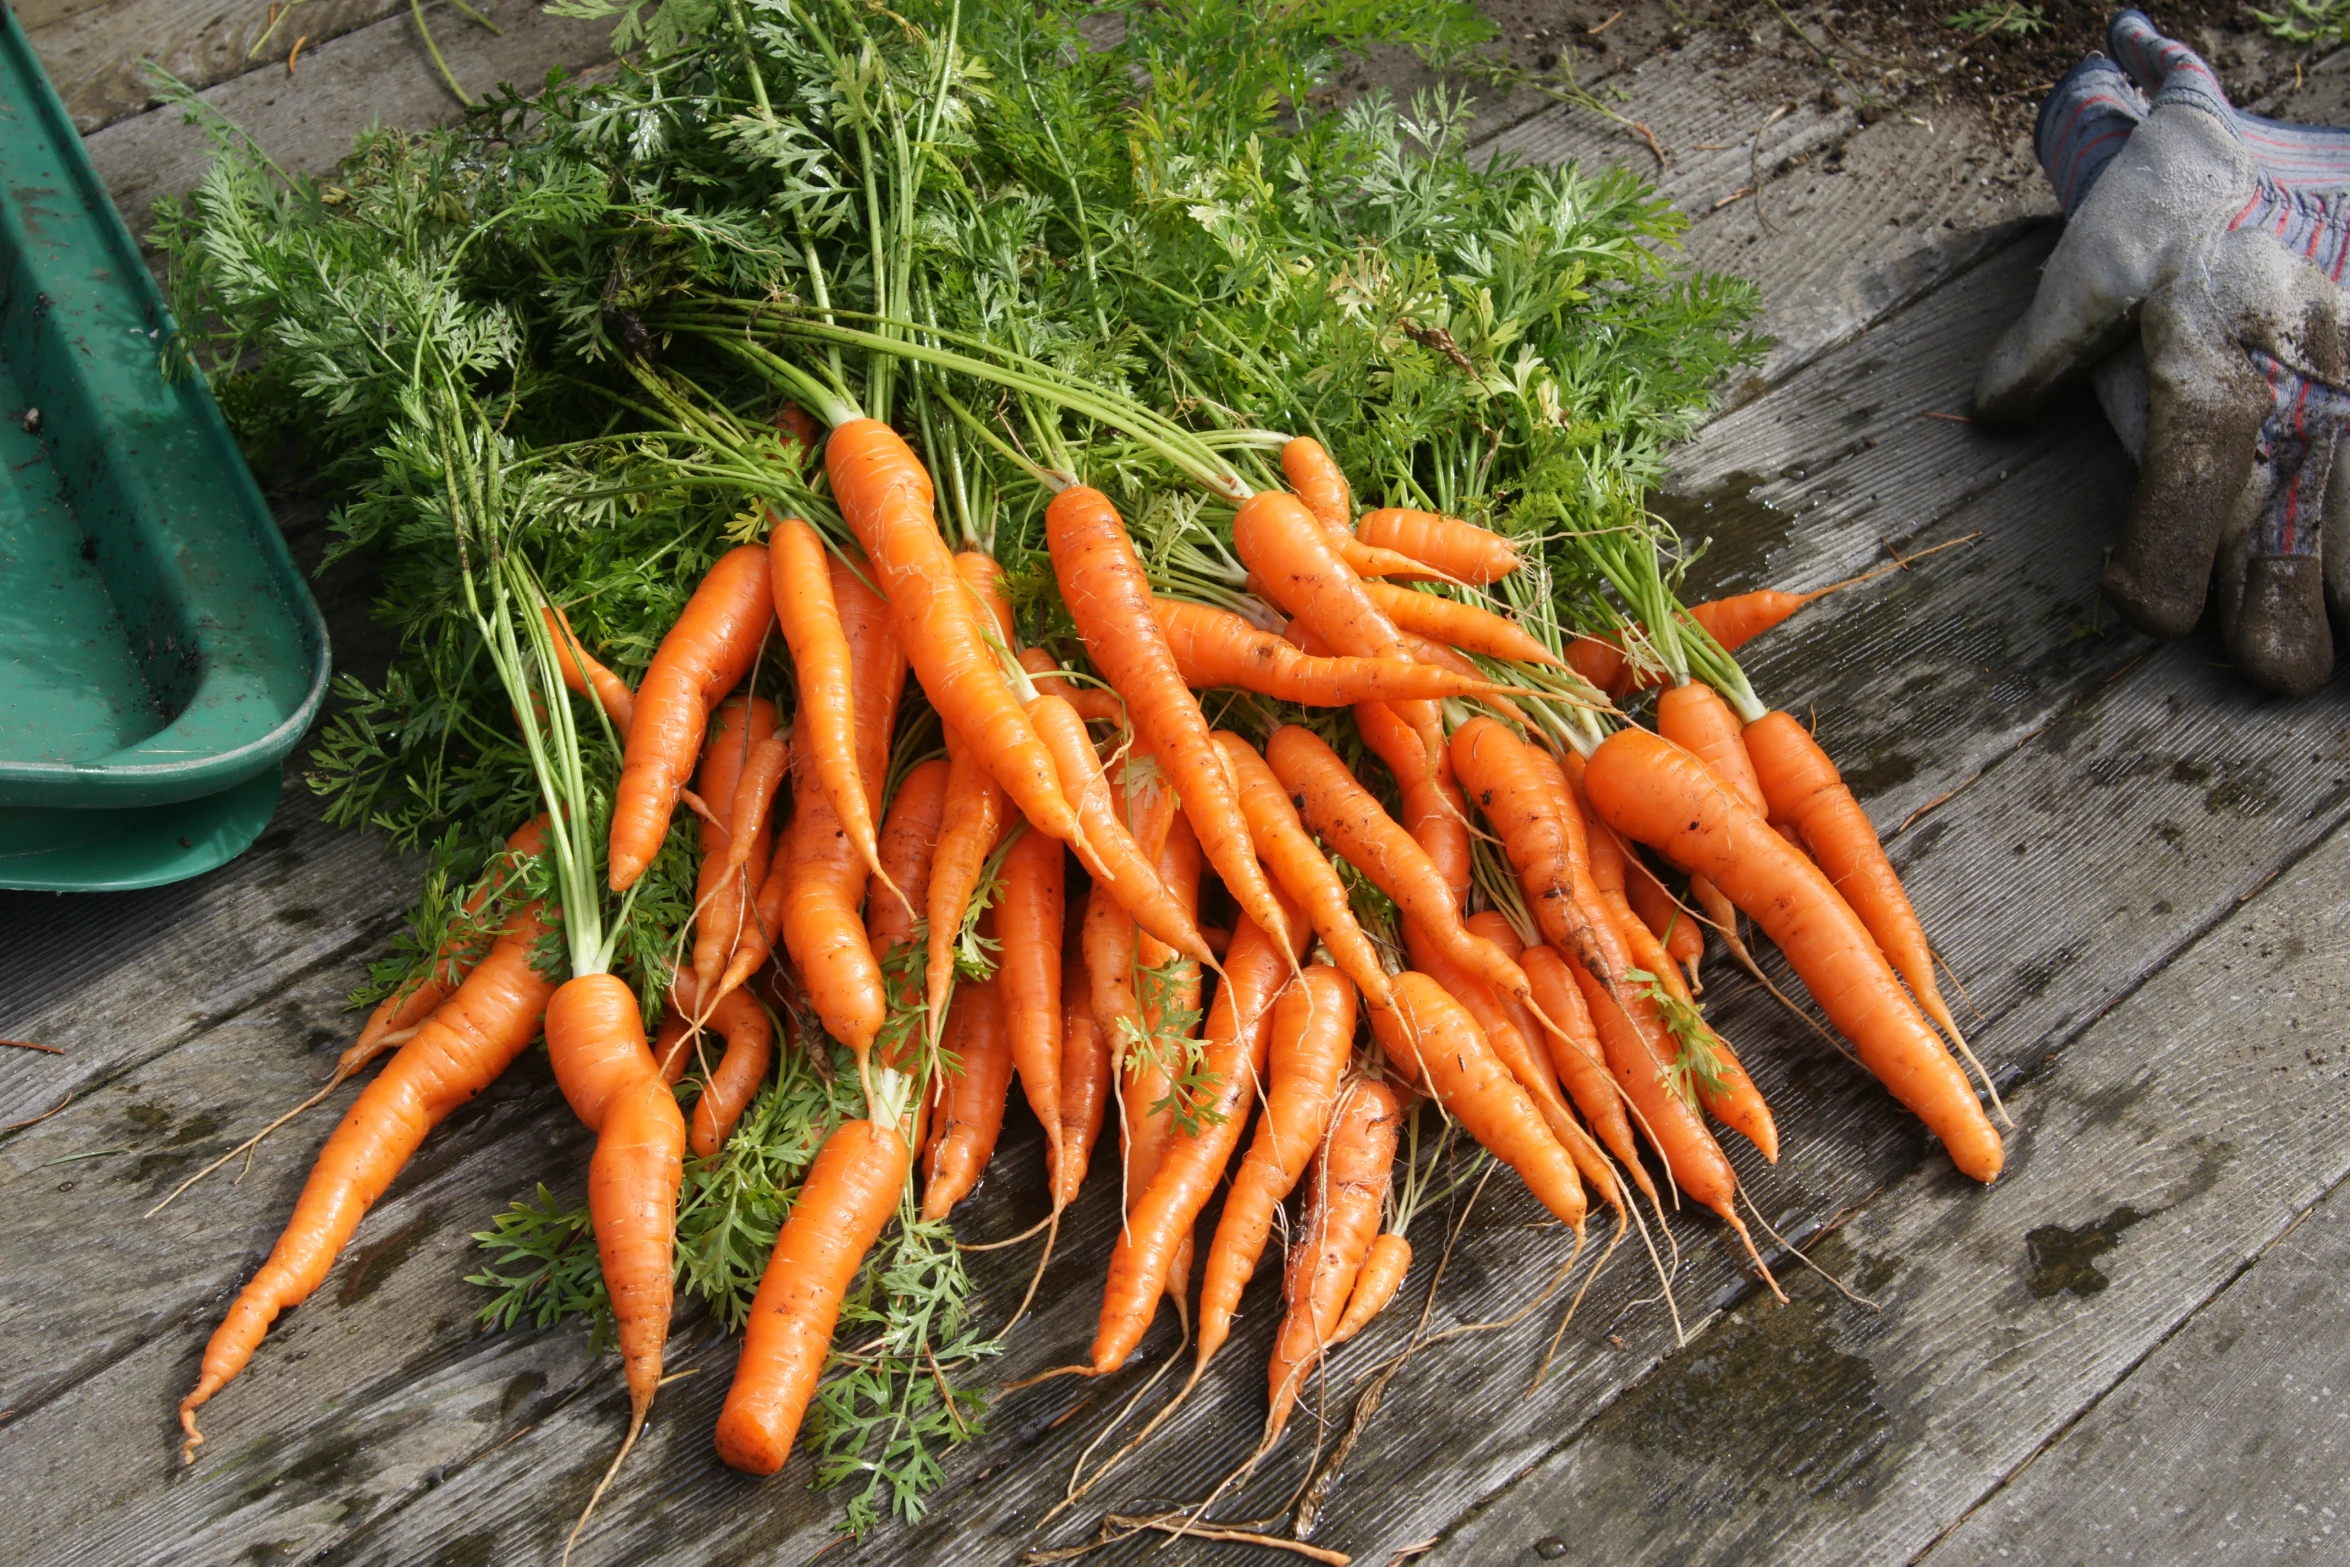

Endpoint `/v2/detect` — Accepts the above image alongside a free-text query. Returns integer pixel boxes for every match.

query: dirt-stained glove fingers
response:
[2213,347,2348,694]
[2104,288,2267,639]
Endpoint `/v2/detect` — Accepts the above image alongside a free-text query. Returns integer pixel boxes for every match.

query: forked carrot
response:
[176,885,555,1461]
[866,758,950,968]
[1520,944,1654,1205]
[692,697,780,1001]
[1265,1077,1403,1443]
[1093,888,1309,1372]
[1046,485,1296,959]
[826,419,1076,845]
[610,544,773,889]
[1462,910,1622,1208]
[1195,964,1359,1368]
[1584,728,2002,1181]
[1326,1233,1411,1348]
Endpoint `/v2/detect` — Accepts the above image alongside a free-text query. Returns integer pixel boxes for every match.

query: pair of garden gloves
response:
[1979,9,2350,694]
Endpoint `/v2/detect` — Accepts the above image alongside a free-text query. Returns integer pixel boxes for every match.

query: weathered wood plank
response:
[1920,1169,2350,1565]
[1426,785,2350,1566]
[80,0,613,236]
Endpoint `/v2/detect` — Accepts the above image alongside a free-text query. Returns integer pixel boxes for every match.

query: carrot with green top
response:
[610,544,773,890]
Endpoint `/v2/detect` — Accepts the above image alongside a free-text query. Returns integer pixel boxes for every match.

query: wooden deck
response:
[6,5,2350,1563]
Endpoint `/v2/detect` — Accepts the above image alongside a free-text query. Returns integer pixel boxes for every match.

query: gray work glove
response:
[1976,11,2350,695]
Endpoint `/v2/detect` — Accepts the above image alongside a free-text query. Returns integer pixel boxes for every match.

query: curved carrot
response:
[1029,692,1208,962]
[1268,724,1528,1008]
[611,544,773,889]
[691,697,779,1001]
[1360,581,1563,668]
[866,758,950,968]
[1281,435,1353,533]
[923,954,1014,1218]
[765,715,886,1058]
[543,605,636,734]
[716,1117,910,1474]
[924,726,1009,1026]
[1195,964,1358,1369]
[1356,508,1520,584]
[1327,1233,1411,1347]
[1585,728,2002,1182]
[997,823,1066,1174]
[1375,972,1585,1230]
[1235,491,1412,668]
[1054,913,1113,1207]
[1356,699,1471,904]
[1094,889,1310,1372]
[1045,485,1296,959]
[1461,910,1621,1208]
[1520,944,1654,1204]
[826,419,1075,844]
[688,985,773,1158]
[771,516,883,882]
[1154,599,1496,704]
[1022,646,1126,726]
[1586,829,1778,1163]
[176,890,554,1460]
[1624,852,1704,988]
[1267,1077,1403,1442]
[1657,681,1768,819]
[544,973,688,1443]
[1212,732,1393,1011]
[348,818,548,1073]
[1743,710,1999,1107]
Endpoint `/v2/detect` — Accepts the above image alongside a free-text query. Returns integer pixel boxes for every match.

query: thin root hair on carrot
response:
[1737,1186,1881,1311]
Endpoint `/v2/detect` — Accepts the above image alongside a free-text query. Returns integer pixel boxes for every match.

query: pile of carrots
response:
[171,420,2003,1546]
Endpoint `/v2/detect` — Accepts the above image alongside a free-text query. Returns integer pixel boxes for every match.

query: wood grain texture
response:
[1921,1169,2350,1565]
[80,0,613,235]
[1429,804,2350,1565]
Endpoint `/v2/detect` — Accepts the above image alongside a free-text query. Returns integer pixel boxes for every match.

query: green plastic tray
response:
[0,12,327,889]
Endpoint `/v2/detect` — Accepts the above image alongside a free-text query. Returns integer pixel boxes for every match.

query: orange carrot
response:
[1564,634,1626,695]
[834,550,907,817]
[1021,646,1126,726]
[611,544,773,889]
[1281,618,1444,772]
[772,515,884,880]
[543,973,689,1448]
[1084,877,1144,1058]
[1374,972,1586,1229]
[1029,692,1209,962]
[1585,728,2002,1181]
[1053,912,1113,1206]
[1268,724,1529,1007]
[1624,852,1704,989]
[1212,732,1394,1011]
[691,698,779,1001]
[1195,963,1359,1368]
[1327,1233,1411,1347]
[1462,910,1622,1207]
[997,824,1066,1175]
[1520,944,1654,1204]
[923,726,1009,1027]
[1094,890,1311,1372]
[826,420,1076,844]
[1281,435,1353,534]
[1046,485,1296,958]
[1742,710,1998,1105]
[1355,699,1471,905]
[686,985,773,1158]
[543,605,636,734]
[721,734,792,880]
[1153,598,1497,704]
[1266,1078,1403,1441]
[1357,507,1520,584]
[865,758,950,984]
[1657,681,1768,819]
[347,818,548,1073]
[176,885,555,1460]
[1360,581,1563,668]
[1235,491,1413,667]
[763,715,887,1059]
[716,1117,909,1474]
[923,949,1015,1218]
